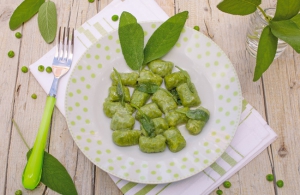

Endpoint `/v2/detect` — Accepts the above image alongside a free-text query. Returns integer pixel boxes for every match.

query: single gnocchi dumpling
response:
[186,119,206,135]
[152,89,178,113]
[165,107,189,127]
[176,83,201,107]
[148,59,174,77]
[137,69,163,86]
[103,100,134,118]
[110,71,139,86]
[139,135,166,153]
[164,71,187,90]
[112,130,141,146]
[130,89,150,108]
[110,111,135,131]
[107,85,131,102]
[163,128,186,152]
[186,107,210,135]
[135,102,163,121]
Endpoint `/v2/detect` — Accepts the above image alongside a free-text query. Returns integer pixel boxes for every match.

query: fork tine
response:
[59,27,65,60]
[63,27,69,61]
[54,27,61,59]
[68,28,74,63]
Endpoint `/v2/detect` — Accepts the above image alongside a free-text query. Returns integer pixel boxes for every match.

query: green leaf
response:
[140,117,156,137]
[136,83,160,94]
[159,87,180,104]
[169,89,182,106]
[27,150,78,195]
[273,0,300,21]
[217,0,261,15]
[9,0,45,30]
[113,68,125,106]
[118,12,144,70]
[38,1,57,43]
[270,14,300,53]
[143,11,188,64]
[253,26,278,81]
[131,104,155,137]
[186,109,210,122]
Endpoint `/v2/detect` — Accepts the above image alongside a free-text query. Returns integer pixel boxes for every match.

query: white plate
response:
[65,22,242,184]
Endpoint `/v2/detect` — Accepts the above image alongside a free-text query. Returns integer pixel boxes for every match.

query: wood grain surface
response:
[0,0,299,194]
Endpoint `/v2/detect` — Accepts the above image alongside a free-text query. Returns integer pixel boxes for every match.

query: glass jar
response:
[246,8,287,58]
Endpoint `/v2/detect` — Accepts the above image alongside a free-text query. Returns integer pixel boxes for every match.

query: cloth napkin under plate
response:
[29,0,278,194]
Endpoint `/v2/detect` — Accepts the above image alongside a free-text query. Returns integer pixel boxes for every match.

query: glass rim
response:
[256,7,276,25]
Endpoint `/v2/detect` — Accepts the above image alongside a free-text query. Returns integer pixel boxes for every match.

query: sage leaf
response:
[118,12,144,70]
[186,109,210,122]
[38,1,57,43]
[140,117,156,137]
[217,0,261,15]
[159,87,180,104]
[273,0,300,21]
[113,68,125,106]
[136,83,159,94]
[169,88,182,106]
[143,11,188,64]
[270,14,300,53]
[27,150,78,195]
[253,26,278,81]
[131,104,155,137]
[9,0,45,30]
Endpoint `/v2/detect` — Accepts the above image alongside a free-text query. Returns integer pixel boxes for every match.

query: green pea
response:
[88,0,94,2]
[216,189,223,195]
[112,15,119,21]
[15,32,22,39]
[8,50,15,58]
[31,93,37,99]
[223,180,231,188]
[38,65,45,72]
[46,66,52,73]
[193,26,200,31]
[15,190,22,195]
[266,174,274,181]
[276,180,284,188]
[21,66,28,73]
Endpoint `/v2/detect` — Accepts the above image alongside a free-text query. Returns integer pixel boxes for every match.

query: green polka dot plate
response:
[65,22,242,184]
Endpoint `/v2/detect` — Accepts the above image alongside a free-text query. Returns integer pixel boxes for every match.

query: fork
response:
[22,27,74,190]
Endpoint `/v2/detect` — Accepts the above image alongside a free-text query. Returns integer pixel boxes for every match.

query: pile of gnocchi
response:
[103,59,209,153]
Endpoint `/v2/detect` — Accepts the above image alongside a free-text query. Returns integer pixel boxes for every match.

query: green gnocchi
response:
[103,59,210,153]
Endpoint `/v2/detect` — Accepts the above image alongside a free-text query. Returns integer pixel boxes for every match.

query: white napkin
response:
[29,0,277,194]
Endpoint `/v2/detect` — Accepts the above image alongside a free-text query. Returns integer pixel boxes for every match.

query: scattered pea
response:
[216,189,223,195]
[21,66,28,73]
[112,15,119,22]
[15,189,22,195]
[266,174,274,181]
[88,0,94,2]
[223,180,231,188]
[31,93,37,99]
[193,25,200,31]
[38,65,45,72]
[15,32,22,39]
[8,50,15,58]
[276,180,284,188]
[46,66,52,73]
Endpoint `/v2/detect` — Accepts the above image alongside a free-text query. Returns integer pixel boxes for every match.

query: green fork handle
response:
[22,96,56,190]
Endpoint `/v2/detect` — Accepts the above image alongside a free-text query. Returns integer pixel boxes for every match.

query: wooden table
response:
[1,0,299,194]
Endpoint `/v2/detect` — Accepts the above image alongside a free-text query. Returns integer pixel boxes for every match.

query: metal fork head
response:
[49,27,75,97]
[53,26,74,67]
